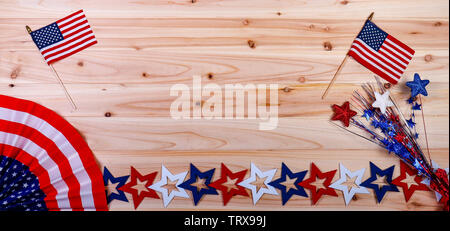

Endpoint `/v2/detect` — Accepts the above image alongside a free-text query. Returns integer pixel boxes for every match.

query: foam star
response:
[360,162,399,203]
[406,73,429,98]
[298,163,338,205]
[238,163,278,205]
[421,160,449,202]
[119,167,160,209]
[208,163,249,206]
[179,164,218,205]
[329,163,370,205]
[391,161,430,202]
[103,167,130,204]
[372,91,394,114]
[148,165,189,207]
[331,101,357,127]
[268,163,308,205]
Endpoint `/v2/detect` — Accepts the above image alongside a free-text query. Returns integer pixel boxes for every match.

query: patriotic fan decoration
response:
[0,95,107,211]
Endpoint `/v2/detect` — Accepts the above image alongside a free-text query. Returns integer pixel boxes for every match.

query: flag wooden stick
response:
[26,25,77,110]
[321,12,374,100]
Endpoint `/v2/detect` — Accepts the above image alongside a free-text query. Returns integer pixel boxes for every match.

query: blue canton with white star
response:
[356,20,388,51]
[30,22,64,50]
[0,155,47,211]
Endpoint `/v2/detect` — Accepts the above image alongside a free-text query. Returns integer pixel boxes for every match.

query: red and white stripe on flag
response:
[348,21,415,84]
[35,10,97,65]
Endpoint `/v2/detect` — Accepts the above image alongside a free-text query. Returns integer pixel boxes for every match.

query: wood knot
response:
[324,26,330,32]
[207,72,214,79]
[309,24,315,30]
[323,41,333,51]
[10,67,20,79]
[77,61,84,67]
[384,83,391,89]
[424,54,433,62]
[142,72,149,78]
[433,21,442,27]
[276,12,282,16]
[410,31,421,35]
[247,40,256,49]
[283,87,291,92]
[352,195,358,201]
[340,0,349,5]
[104,112,112,117]
[191,0,197,3]
[298,76,306,83]
[242,19,249,26]
[9,83,15,88]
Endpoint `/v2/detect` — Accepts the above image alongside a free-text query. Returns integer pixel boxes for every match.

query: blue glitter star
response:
[406,73,429,98]
[360,162,399,203]
[362,109,374,121]
[103,167,130,204]
[179,163,218,205]
[412,103,422,110]
[406,118,416,128]
[268,163,308,205]
[406,97,415,104]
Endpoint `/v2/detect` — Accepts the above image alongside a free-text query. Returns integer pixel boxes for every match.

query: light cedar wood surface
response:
[0,0,448,210]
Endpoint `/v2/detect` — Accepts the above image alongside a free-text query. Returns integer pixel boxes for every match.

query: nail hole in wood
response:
[247,40,256,49]
[9,84,15,88]
[207,73,214,79]
[298,76,306,83]
[104,112,112,117]
[323,41,333,51]
[77,61,84,67]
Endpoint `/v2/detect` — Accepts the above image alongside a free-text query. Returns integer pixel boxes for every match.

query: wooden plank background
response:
[0,0,448,210]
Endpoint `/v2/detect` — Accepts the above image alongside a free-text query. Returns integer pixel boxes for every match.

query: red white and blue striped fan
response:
[0,95,107,211]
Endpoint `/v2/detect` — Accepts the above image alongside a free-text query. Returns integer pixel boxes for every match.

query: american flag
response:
[348,20,415,84]
[30,9,97,65]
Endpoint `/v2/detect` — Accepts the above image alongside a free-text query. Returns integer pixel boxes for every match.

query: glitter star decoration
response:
[331,101,357,127]
[421,160,449,202]
[372,91,394,114]
[238,163,278,205]
[391,161,430,202]
[179,164,218,206]
[298,163,338,205]
[360,162,399,203]
[329,163,370,205]
[148,165,189,207]
[118,167,160,209]
[103,167,130,204]
[406,73,430,98]
[268,163,308,205]
[208,163,249,206]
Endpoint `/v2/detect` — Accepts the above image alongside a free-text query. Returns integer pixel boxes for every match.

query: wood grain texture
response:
[0,0,448,210]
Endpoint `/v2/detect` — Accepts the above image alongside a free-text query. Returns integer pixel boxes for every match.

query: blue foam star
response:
[103,167,130,204]
[179,163,218,205]
[406,118,416,128]
[406,73,429,98]
[360,162,399,203]
[412,103,422,111]
[268,163,308,205]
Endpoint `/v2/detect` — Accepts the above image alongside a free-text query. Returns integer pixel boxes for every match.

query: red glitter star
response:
[209,163,249,206]
[391,161,430,202]
[331,101,357,127]
[298,163,338,205]
[119,167,160,209]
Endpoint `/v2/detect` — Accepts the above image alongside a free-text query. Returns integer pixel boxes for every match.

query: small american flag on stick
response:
[30,9,97,65]
[349,20,415,84]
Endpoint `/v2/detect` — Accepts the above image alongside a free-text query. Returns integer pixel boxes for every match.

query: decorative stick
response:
[26,25,77,110]
[321,12,374,100]
[419,95,432,162]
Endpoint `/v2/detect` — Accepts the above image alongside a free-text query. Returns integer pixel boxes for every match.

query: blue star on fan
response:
[268,163,308,205]
[103,167,130,204]
[406,118,416,128]
[179,163,218,205]
[362,109,374,121]
[360,162,399,203]
[406,73,429,98]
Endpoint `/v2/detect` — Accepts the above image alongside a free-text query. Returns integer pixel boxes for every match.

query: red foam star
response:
[298,163,338,205]
[391,161,430,202]
[331,101,357,127]
[209,163,249,206]
[119,167,160,209]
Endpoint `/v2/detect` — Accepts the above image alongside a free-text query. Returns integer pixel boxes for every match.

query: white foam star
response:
[238,163,278,205]
[329,163,370,205]
[148,165,189,207]
[372,91,394,114]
